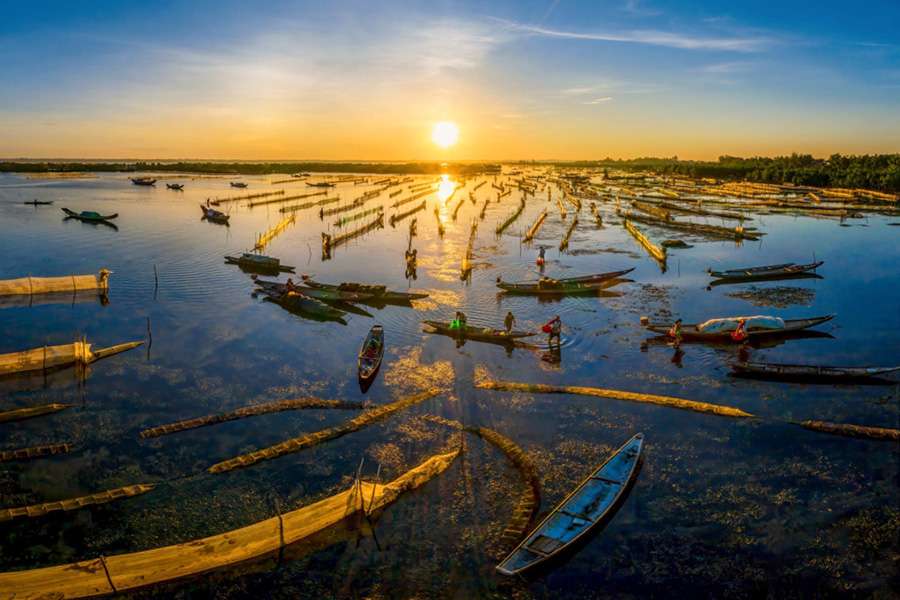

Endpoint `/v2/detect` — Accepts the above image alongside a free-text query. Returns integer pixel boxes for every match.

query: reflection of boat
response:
[301,276,428,303]
[497,433,644,576]
[643,329,834,350]
[358,325,384,387]
[731,361,900,383]
[709,261,823,282]
[61,208,118,223]
[230,181,248,188]
[423,320,534,345]
[23,200,53,206]
[497,268,634,295]
[710,272,823,287]
[130,177,156,186]
[644,315,834,341]
[166,183,184,190]
[225,253,294,274]
[258,289,347,324]
[200,204,230,224]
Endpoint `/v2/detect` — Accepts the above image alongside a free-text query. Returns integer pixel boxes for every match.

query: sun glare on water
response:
[431,121,459,148]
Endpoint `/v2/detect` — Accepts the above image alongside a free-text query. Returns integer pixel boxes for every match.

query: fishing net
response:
[697,315,784,333]
[0,269,110,296]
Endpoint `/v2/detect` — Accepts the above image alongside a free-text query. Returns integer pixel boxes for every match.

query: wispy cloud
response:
[699,61,753,74]
[622,0,661,17]
[494,19,771,52]
[583,97,613,105]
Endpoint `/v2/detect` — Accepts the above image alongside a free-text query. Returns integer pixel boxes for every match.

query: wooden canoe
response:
[61,208,118,222]
[644,315,834,340]
[23,200,53,205]
[258,289,347,322]
[358,325,384,385]
[200,205,230,224]
[423,320,534,345]
[497,268,634,295]
[496,433,644,576]
[301,277,428,302]
[731,361,900,382]
[253,277,373,302]
[225,253,295,274]
[709,261,823,281]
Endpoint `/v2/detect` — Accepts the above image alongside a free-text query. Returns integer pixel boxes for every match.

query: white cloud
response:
[583,97,613,104]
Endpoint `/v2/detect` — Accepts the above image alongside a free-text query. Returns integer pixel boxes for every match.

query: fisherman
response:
[668,318,683,349]
[536,246,546,266]
[731,318,748,342]
[504,311,516,335]
[544,315,562,346]
[451,310,467,331]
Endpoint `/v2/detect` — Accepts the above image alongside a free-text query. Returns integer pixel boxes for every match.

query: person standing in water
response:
[504,311,516,335]
[544,315,562,346]
[668,318,683,349]
[537,246,546,266]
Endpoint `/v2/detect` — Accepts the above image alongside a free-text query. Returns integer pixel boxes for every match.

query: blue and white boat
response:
[496,433,644,576]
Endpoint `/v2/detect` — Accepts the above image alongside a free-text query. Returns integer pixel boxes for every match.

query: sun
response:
[431,121,459,148]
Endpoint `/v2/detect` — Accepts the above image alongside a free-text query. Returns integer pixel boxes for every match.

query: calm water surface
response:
[0,172,898,597]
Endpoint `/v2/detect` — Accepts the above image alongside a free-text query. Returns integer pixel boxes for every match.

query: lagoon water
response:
[0,172,898,597]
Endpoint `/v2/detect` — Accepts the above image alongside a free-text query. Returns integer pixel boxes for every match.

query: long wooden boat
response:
[423,320,534,345]
[257,289,347,322]
[307,181,336,188]
[130,177,156,186]
[497,268,634,295]
[731,361,900,382]
[230,181,248,188]
[224,253,295,274]
[200,204,230,224]
[709,261,823,281]
[358,325,385,385]
[496,433,644,576]
[252,277,374,302]
[61,208,119,222]
[301,276,428,302]
[23,200,53,205]
[644,315,834,340]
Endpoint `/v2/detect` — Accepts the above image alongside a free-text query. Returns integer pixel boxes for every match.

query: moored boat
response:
[230,181,248,188]
[257,288,347,322]
[358,325,385,386]
[200,204,230,224]
[252,277,373,302]
[23,200,53,206]
[423,320,534,345]
[496,433,645,576]
[300,276,429,303]
[61,208,118,222]
[497,268,634,295]
[224,253,295,274]
[708,261,823,282]
[644,315,834,340]
[130,177,157,186]
[731,361,900,382]
[306,181,336,188]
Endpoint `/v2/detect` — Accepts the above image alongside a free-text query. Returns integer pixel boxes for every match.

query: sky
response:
[1,0,898,160]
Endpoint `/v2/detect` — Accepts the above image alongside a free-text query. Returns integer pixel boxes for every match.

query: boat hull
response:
[496,433,644,576]
[645,315,834,341]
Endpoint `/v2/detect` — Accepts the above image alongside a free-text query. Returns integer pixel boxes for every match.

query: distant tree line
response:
[521,154,900,192]
[0,161,501,177]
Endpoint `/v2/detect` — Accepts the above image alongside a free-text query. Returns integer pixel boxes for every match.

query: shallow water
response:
[0,172,898,597]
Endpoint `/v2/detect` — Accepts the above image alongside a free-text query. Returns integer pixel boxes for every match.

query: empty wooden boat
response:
[709,261,823,282]
[497,433,644,576]
[644,315,834,340]
[130,177,156,186]
[23,200,53,206]
[230,181,248,188]
[224,253,295,274]
[257,289,347,323]
[358,325,385,385]
[731,361,900,382]
[252,277,373,302]
[301,276,428,302]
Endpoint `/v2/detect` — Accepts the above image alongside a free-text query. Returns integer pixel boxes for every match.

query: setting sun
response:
[431,121,459,148]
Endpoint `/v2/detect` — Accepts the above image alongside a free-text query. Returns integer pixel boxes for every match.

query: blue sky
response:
[1,1,898,159]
